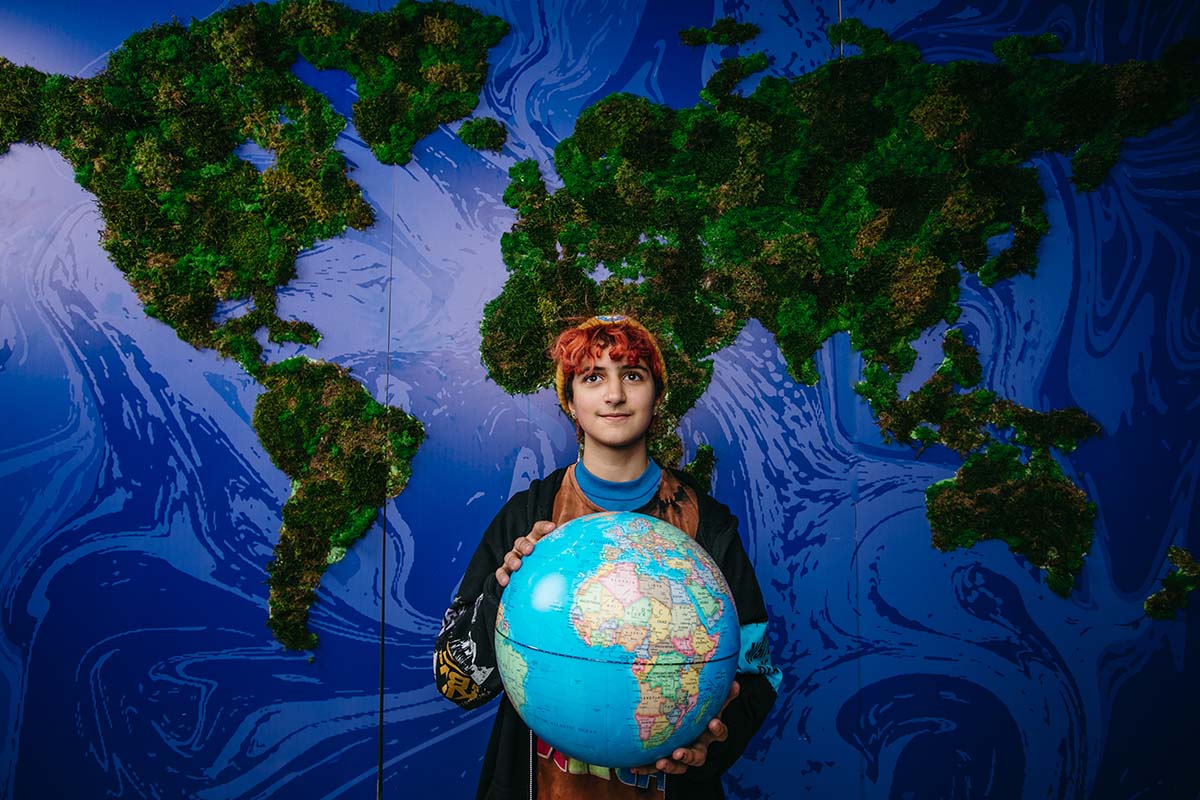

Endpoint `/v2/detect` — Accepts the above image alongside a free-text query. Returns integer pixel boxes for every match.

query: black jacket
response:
[434,466,777,799]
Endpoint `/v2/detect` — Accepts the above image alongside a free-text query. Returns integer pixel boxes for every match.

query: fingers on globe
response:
[497,528,544,587]
[529,520,555,541]
[496,550,523,586]
[722,680,741,711]
[501,522,554,588]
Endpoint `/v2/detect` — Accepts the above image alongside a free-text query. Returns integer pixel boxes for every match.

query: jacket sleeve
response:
[677,489,780,785]
[433,489,533,710]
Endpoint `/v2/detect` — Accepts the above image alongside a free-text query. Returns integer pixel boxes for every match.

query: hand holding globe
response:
[494,519,556,588]
[494,516,739,775]
[630,678,740,776]
[494,511,741,769]
[495,513,741,774]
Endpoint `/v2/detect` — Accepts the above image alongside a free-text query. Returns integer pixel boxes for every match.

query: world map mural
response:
[1,0,1197,798]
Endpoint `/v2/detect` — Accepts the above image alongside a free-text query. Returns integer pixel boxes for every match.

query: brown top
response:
[536,464,701,799]
[551,463,699,534]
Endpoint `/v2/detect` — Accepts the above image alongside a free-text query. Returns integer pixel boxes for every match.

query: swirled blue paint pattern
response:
[0,0,1197,798]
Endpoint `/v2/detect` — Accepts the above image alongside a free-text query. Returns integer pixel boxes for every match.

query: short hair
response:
[551,316,667,414]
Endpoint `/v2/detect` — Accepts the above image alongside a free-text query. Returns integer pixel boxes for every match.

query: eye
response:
[581,373,601,383]
[623,371,643,382]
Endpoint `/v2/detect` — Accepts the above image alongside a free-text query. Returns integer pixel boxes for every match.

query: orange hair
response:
[551,316,667,414]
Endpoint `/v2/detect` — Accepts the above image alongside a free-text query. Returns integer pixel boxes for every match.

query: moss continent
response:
[479,20,1197,596]
[254,357,423,649]
[1,0,506,369]
[0,0,506,648]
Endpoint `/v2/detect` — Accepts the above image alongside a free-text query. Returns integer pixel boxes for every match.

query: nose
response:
[605,379,626,403]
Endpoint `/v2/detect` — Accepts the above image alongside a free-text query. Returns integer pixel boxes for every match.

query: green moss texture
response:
[458,116,507,151]
[480,19,1197,597]
[1145,547,1199,620]
[0,0,504,648]
[680,17,761,48]
[1,0,506,369]
[254,358,423,649]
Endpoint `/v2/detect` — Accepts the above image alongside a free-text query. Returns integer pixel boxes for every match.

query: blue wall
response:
[0,0,1197,797]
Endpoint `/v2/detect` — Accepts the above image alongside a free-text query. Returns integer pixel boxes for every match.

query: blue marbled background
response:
[0,0,1197,797]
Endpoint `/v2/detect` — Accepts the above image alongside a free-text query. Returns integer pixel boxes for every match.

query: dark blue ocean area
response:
[0,0,1197,797]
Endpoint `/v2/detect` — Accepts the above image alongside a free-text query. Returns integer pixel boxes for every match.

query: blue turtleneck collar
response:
[575,459,662,511]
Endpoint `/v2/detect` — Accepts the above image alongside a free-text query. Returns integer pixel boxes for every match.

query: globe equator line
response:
[497,631,739,666]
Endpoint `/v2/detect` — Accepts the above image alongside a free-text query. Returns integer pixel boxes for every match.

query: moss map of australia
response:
[1,1,1196,648]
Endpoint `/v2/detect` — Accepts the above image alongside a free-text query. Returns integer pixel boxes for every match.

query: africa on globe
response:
[494,511,740,768]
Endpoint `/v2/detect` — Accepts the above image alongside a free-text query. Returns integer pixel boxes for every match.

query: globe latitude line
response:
[494,631,739,666]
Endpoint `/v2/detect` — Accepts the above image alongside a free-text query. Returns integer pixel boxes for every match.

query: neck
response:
[579,441,650,482]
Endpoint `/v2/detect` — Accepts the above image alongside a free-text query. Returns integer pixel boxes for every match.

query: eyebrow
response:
[578,363,649,376]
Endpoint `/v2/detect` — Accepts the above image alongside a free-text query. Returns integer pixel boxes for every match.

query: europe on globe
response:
[494,511,740,768]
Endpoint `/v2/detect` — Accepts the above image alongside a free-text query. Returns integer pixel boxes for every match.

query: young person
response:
[435,315,781,799]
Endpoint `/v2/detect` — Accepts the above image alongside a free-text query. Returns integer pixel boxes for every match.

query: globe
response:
[494,510,741,768]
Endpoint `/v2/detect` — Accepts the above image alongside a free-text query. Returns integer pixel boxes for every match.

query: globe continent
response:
[495,511,740,768]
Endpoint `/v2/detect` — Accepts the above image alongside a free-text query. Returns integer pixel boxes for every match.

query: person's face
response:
[567,348,657,455]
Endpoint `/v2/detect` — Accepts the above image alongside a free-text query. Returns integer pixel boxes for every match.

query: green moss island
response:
[457,116,507,152]
[479,19,1199,608]
[1145,546,1200,620]
[0,0,507,649]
